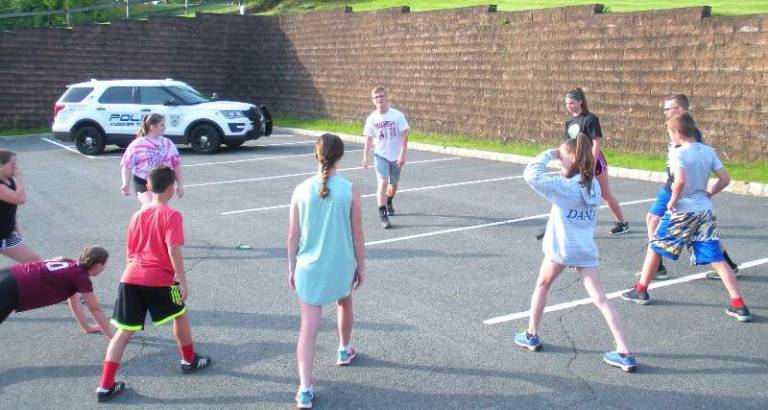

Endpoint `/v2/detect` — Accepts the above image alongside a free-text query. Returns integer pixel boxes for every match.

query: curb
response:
[295,127,768,198]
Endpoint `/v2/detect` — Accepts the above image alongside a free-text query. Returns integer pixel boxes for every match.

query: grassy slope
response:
[260,0,768,15]
[275,117,768,183]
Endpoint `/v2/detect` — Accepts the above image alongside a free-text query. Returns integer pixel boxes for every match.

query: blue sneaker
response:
[336,347,357,366]
[514,331,542,351]
[603,351,637,372]
[295,388,313,409]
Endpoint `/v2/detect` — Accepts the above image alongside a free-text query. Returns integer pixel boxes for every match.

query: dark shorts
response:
[133,175,149,194]
[111,282,186,331]
[595,151,608,176]
[648,187,672,217]
[0,233,23,250]
[0,269,19,324]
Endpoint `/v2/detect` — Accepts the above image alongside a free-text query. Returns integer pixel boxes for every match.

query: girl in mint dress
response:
[287,133,365,409]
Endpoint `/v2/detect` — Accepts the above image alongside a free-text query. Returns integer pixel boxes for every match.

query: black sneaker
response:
[96,381,125,403]
[610,222,630,235]
[386,203,395,216]
[635,263,670,280]
[181,354,211,374]
[379,211,391,229]
[726,306,752,322]
[535,228,546,241]
[621,288,650,305]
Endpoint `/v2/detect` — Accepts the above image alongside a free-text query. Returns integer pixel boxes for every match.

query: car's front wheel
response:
[74,125,106,155]
[189,124,222,155]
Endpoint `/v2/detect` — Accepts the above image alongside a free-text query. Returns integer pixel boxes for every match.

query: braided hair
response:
[315,133,345,199]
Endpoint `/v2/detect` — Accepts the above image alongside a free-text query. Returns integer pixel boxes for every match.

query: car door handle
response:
[140,109,151,112]
[96,107,106,111]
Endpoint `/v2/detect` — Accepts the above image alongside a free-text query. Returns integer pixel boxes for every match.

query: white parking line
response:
[186,157,460,187]
[483,257,768,325]
[365,197,655,247]
[221,174,556,215]
[41,137,103,160]
[258,140,316,147]
[183,148,364,168]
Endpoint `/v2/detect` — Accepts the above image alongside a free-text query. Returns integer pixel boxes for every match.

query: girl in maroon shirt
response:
[0,246,113,340]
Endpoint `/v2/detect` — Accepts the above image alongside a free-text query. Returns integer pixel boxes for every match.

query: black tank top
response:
[0,178,17,239]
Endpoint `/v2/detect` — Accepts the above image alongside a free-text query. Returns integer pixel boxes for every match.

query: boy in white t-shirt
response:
[361,86,410,229]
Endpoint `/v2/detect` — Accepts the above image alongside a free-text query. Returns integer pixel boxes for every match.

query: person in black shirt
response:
[0,150,42,263]
[537,88,629,240]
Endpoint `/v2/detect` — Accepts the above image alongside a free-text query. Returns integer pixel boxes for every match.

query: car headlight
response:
[219,110,245,119]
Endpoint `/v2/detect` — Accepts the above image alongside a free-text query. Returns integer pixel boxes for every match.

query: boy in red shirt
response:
[96,167,210,402]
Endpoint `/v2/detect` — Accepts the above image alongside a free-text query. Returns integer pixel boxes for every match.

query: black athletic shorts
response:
[133,175,149,194]
[111,282,186,331]
[0,269,19,324]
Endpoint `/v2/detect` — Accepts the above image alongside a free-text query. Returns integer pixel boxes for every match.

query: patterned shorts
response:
[0,233,23,250]
[650,210,724,266]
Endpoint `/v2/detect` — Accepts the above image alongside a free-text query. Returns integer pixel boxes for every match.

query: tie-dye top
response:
[120,136,181,179]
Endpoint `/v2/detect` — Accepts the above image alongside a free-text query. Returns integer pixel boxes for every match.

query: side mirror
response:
[211,92,219,101]
[163,98,177,106]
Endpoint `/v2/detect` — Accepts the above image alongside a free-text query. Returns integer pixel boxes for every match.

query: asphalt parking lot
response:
[1,132,767,409]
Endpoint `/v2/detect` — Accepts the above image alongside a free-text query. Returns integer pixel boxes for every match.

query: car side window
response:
[139,87,175,105]
[98,87,136,104]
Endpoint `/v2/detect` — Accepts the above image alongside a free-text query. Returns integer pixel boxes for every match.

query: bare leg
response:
[337,296,353,348]
[376,178,388,207]
[0,243,42,263]
[297,302,322,389]
[578,267,631,354]
[104,329,135,363]
[710,261,742,299]
[596,172,625,223]
[173,313,193,348]
[527,259,566,335]
[638,248,662,286]
[646,213,661,241]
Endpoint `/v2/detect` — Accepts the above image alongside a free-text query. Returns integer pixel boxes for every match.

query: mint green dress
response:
[294,175,357,305]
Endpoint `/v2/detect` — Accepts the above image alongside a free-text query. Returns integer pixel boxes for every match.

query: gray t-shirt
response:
[671,142,723,213]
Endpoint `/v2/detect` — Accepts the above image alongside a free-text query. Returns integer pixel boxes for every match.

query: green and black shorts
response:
[111,282,186,331]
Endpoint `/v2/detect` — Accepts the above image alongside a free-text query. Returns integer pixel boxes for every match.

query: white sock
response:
[299,385,312,393]
[339,344,350,352]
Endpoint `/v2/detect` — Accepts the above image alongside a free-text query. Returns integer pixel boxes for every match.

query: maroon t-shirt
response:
[9,260,93,312]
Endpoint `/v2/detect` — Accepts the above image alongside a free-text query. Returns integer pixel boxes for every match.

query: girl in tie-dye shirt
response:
[120,114,184,206]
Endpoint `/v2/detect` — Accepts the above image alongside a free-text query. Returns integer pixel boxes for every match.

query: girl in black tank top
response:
[0,149,41,263]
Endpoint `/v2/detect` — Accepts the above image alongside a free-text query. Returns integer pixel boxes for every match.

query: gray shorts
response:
[0,233,23,250]
[374,154,401,185]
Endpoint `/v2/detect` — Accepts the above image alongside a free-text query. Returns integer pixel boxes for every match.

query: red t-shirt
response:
[10,260,93,312]
[121,203,184,287]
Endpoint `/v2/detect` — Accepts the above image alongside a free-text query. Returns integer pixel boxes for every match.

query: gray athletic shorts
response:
[374,154,401,185]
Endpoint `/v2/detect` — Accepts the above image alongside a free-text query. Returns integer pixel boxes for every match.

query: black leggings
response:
[0,269,19,324]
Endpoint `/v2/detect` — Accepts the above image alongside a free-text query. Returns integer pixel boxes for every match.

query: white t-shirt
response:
[670,142,724,213]
[363,107,410,161]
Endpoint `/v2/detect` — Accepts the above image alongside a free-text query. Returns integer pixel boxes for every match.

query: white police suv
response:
[52,79,272,155]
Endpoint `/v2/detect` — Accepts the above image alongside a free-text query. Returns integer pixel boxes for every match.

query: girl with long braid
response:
[514,134,638,372]
[287,133,365,409]
[120,114,184,207]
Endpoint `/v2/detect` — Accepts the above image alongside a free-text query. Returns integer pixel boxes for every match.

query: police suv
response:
[52,79,272,155]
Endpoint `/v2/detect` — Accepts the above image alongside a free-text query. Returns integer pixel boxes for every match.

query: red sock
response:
[180,344,195,363]
[99,361,120,389]
[635,283,648,293]
[731,297,745,309]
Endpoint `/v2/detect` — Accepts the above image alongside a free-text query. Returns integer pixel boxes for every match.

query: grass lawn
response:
[275,117,768,183]
[0,127,50,137]
[259,0,768,16]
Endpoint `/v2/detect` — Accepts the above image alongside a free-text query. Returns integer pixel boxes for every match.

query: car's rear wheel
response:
[190,124,222,154]
[74,125,106,155]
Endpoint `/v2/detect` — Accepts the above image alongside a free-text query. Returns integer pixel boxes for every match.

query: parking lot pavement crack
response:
[556,311,598,407]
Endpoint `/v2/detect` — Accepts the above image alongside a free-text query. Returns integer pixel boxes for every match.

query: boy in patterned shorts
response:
[621,113,751,322]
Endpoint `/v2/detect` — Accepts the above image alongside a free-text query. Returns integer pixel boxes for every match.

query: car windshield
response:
[167,85,211,105]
